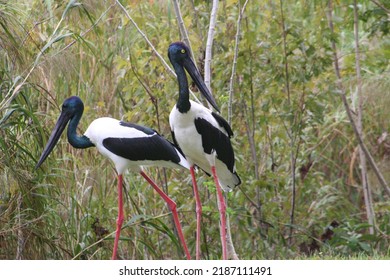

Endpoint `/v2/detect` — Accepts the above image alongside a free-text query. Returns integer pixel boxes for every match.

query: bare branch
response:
[56,3,115,54]
[116,0,201,104]
[204,0,219,92]
[115,0,175,77]
[370,0,390,14]
[172,0,197,64]
[228,0,249,125]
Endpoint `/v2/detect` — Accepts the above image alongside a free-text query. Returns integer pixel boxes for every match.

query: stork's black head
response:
[35,96,85,169]
[168,42,192,64]
[61,96,84,116]
[168,42,220,112]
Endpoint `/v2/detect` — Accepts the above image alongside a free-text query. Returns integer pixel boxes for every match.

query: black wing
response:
[119,121,156,135]
[194,117,235,173]
[211,112,233,137]
[103,134,181,164]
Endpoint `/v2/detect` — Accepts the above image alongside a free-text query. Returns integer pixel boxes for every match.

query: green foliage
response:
[1,0,389,259]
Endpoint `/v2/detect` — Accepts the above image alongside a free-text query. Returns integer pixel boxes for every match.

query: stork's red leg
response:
[190,166,202,260]
[112,174,124,260]
[211,166,227,260]
[140,171,191,260]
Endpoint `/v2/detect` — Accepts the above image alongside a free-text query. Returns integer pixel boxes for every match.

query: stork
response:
[35,96,191,260]
[168,42,241,260]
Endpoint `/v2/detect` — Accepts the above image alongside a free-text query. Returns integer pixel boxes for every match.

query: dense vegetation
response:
[1,0,389,260]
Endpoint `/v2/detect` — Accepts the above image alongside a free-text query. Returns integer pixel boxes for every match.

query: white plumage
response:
[85,117,190,174]
[169,101,239,192]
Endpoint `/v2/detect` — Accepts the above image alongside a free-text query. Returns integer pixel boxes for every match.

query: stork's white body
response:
[169,101,240,192]
[84,117,190,175]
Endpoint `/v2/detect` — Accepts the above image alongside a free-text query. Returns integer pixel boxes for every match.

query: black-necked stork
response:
[168,42,241,260]
[35,96,191,260]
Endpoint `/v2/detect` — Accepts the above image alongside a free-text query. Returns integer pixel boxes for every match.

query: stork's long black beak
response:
[183,57,220,113]
[35,110,71,170]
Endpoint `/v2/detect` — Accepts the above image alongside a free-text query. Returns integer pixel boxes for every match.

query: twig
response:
[370,0,390,14]
[116,0,201,104]
[242,98,260,180]
[326,0,390,196]
[189,0,202,39]
[56,3,115,55]
[280,1,290,103]
[128,51,160,130]
[115,0,175,77]
[228,0,249,125]
[172,0,197,65]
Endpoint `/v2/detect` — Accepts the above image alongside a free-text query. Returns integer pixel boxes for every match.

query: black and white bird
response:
[168,42,241,260]
[35,96,191,260]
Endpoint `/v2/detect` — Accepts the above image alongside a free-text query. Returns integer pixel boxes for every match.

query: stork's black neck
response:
[67,111,94,149]
[173,63,191,113]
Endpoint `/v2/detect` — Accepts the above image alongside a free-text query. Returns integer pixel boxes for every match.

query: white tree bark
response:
[204,0,219,93]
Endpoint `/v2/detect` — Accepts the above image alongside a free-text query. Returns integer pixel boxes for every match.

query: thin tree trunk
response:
[203,0,240,259]
[326,0,390,198]
[353,0,375,234]
[228,0,249,125]
[242,98,261,220]
[279,0,296,246]
[204,0,219,92]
